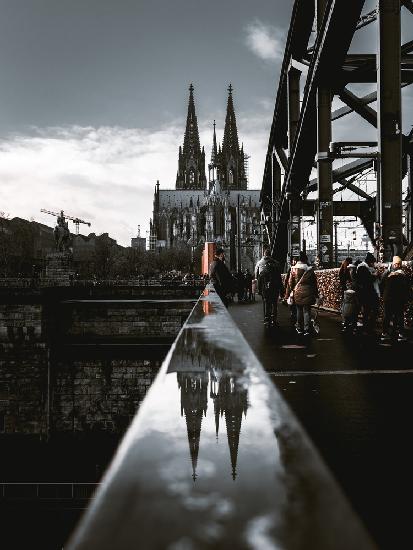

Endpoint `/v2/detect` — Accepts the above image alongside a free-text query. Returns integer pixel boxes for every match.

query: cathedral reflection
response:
[175,341,248,481]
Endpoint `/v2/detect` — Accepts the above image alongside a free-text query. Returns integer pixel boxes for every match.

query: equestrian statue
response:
[54,210,71,252]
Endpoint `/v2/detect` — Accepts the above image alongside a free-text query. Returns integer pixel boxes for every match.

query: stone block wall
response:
[0,342,48,435]
[45,252,75,286]
[63,301,194,341]
[0,287,195,436]
[53,358,161,433]
[0,304,43,342]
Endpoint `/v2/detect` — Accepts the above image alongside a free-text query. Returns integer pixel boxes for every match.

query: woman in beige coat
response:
[285,252,318,335]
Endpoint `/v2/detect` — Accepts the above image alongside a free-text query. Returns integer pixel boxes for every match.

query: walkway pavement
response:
[230,298,413,550]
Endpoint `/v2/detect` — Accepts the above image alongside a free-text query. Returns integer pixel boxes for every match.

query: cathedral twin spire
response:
[176,84,206,190]
[176,83,247,191]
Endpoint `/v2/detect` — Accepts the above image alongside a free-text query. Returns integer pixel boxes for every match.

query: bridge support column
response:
[316,0,334,268]
[288,200,301,262]
[288,66,302,261]
[377,0,402,260]
[288,66,301,153]
[271,151,281,228]
[407,148,413,247]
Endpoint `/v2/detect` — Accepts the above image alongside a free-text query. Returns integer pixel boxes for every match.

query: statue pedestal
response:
[45,252,75,286]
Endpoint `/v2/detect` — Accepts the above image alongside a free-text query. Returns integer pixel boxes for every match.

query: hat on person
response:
[392,255,402,265]
[365,252,376,264]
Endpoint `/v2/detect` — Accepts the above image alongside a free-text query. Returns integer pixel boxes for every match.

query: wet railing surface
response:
[68,286,376,549]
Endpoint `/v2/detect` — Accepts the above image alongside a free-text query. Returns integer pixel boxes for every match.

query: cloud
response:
[0,125,182,246]
[245,20,283,62]
[0,116,270,246]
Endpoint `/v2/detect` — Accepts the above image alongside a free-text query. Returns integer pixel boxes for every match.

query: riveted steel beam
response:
[377,0,403,260]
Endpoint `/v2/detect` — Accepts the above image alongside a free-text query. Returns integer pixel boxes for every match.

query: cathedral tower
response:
[219,84,247,191]
[176,84,207,190]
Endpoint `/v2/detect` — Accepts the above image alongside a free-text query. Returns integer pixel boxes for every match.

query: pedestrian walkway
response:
[230,298,413,550]
[230,297,412,373]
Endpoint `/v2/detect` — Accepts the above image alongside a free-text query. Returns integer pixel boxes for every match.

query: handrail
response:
[0,482,98,500]
[68,285,375,549]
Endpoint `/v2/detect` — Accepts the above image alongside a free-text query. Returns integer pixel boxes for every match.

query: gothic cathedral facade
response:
[151,84,262,272]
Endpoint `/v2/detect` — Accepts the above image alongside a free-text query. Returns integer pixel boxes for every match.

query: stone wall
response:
[53,358,161,433]
[0,285,197,436]
[0,342,49,435]
[0,303,43,342]
[61,301,194,342]
[0,351,162,436]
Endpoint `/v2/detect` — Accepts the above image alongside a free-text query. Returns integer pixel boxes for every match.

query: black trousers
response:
[263,292,279,324]
[383,302,405,334]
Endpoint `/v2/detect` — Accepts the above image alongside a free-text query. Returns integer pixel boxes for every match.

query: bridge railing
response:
[67,285,375,550]
[0,482,98,501]
[0,278,206,289]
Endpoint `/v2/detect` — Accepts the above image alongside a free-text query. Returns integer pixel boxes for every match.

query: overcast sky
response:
[0,0,411,246]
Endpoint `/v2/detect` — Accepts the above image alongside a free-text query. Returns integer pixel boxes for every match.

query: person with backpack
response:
[284,252,318,336]
[380,256,411,342]
[255,247,283,328]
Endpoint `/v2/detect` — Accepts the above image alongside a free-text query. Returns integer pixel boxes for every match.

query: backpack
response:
[258,259,279,296]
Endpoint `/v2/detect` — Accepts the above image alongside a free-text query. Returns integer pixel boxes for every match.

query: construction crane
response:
[40,209,91,234]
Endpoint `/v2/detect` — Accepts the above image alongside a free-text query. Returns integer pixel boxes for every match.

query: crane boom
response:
[40,209,91,234]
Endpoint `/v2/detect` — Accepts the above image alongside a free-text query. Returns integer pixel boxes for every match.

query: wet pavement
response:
[230,298,413,550]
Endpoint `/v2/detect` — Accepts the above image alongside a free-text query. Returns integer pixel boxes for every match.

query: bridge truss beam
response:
[261,0,413,266]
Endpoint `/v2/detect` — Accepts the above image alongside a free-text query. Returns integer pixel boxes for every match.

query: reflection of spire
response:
[225,396,243,481]
[178,372,208,481]
[212,373,248,481]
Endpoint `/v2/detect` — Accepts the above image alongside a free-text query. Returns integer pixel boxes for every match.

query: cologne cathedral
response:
[151,84,261,272]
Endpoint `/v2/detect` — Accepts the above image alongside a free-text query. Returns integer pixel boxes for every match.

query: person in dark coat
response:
[244,269,253,301]
[338,257,353,296]
[209,248,234,307]
[284,258,297,327]
[380,256,411,342]
[255,247,283,328]
[355,253,380,335]
[236,270,245,302]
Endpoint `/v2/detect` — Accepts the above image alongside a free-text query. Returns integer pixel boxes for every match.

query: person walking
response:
[255,247,283,328]
[284,258,297,327]
[236,270,246,302]
[285,252,318,336]
[338,257,353,297]
[209,248,234,307]
[244,269,253,301]
[354,252,380,335]
[380,256,411,342]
